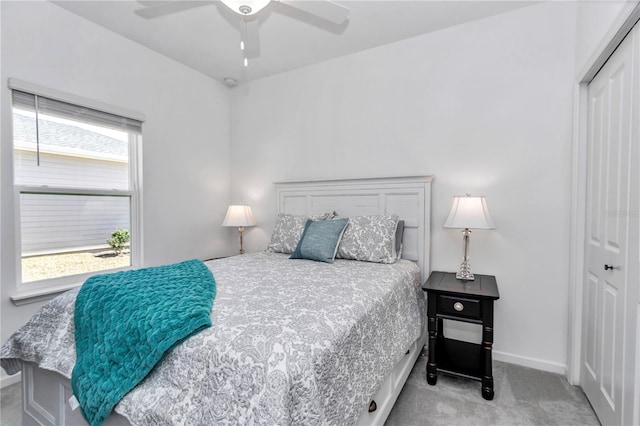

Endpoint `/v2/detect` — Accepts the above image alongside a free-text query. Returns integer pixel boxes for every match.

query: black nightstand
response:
[422,271,500,400]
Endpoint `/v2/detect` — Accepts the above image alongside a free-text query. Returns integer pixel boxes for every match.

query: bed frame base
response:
[19,334,425,426]
[356,333,426,426]
[20,363,128,426]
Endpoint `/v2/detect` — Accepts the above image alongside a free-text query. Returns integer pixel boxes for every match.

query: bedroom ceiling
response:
[52,1,537,86]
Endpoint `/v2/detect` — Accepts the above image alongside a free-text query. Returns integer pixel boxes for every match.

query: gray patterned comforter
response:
[1,252,425,425]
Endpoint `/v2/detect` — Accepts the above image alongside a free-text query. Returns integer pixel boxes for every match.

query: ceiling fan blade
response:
[241,18,261,59]
[277,0,349,24]
[136,1,169,6]
[135,1,213,19]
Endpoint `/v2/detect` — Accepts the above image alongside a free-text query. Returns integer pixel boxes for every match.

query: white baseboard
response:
[1,371,21,389]
[494,350,566,375]
[443,323,568,376]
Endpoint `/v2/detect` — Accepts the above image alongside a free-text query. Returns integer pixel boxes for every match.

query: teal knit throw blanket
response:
[71,259,216,426]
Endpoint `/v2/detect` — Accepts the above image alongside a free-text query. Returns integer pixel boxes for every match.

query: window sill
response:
[10,283,81,306]
[10,263,135,306]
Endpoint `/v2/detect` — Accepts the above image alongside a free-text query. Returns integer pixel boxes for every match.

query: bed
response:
[1,176,433,426]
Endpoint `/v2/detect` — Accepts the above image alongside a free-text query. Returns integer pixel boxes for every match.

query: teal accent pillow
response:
[290,218,349,263]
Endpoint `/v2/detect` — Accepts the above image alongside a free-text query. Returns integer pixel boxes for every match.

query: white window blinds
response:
[12,90,143,134]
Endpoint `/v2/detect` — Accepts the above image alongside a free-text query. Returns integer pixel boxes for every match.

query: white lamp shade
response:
[444,195,495,230]
[220,0,270,15]
[222,205,256,227]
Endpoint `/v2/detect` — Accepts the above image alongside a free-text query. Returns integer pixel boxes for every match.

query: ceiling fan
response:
[135,0,350,66]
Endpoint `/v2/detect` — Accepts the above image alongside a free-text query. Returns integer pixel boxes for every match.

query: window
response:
[12,88,142,288]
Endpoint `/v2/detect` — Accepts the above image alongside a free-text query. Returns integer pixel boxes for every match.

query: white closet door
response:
[628,21,640,426]
[582,23,637,426]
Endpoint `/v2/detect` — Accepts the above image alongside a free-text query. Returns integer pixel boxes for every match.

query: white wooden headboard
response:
[275,176,434,280]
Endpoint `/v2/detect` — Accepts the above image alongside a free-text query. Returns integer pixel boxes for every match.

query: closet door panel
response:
[625,21,640,426]
[582,22,635,426]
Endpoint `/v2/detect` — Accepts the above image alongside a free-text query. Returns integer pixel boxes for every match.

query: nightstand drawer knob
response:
[453,302,464,312]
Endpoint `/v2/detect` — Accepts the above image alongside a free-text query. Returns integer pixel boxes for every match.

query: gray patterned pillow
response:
[266,212,335,254]
[337,214,400,263]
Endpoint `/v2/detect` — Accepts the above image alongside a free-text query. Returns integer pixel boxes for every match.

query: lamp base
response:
[456,270,475,281]
[456,259,475,280]
[238,226,245,255]
[456,229,475,281]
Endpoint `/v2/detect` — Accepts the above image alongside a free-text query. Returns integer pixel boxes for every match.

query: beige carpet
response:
[385,354,599,426]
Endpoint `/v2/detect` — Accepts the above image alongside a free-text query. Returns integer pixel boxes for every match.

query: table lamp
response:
[222,204,256,254]
[444,194,495,280]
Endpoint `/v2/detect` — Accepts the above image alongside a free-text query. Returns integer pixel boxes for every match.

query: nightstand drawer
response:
[437,295,481,320]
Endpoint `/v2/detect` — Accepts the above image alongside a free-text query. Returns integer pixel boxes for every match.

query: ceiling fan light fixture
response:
[220,0,271,15]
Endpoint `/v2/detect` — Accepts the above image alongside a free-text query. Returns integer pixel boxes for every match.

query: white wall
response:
[1,1,231,385]
[575,0,635,74]
[229,2,577,373]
